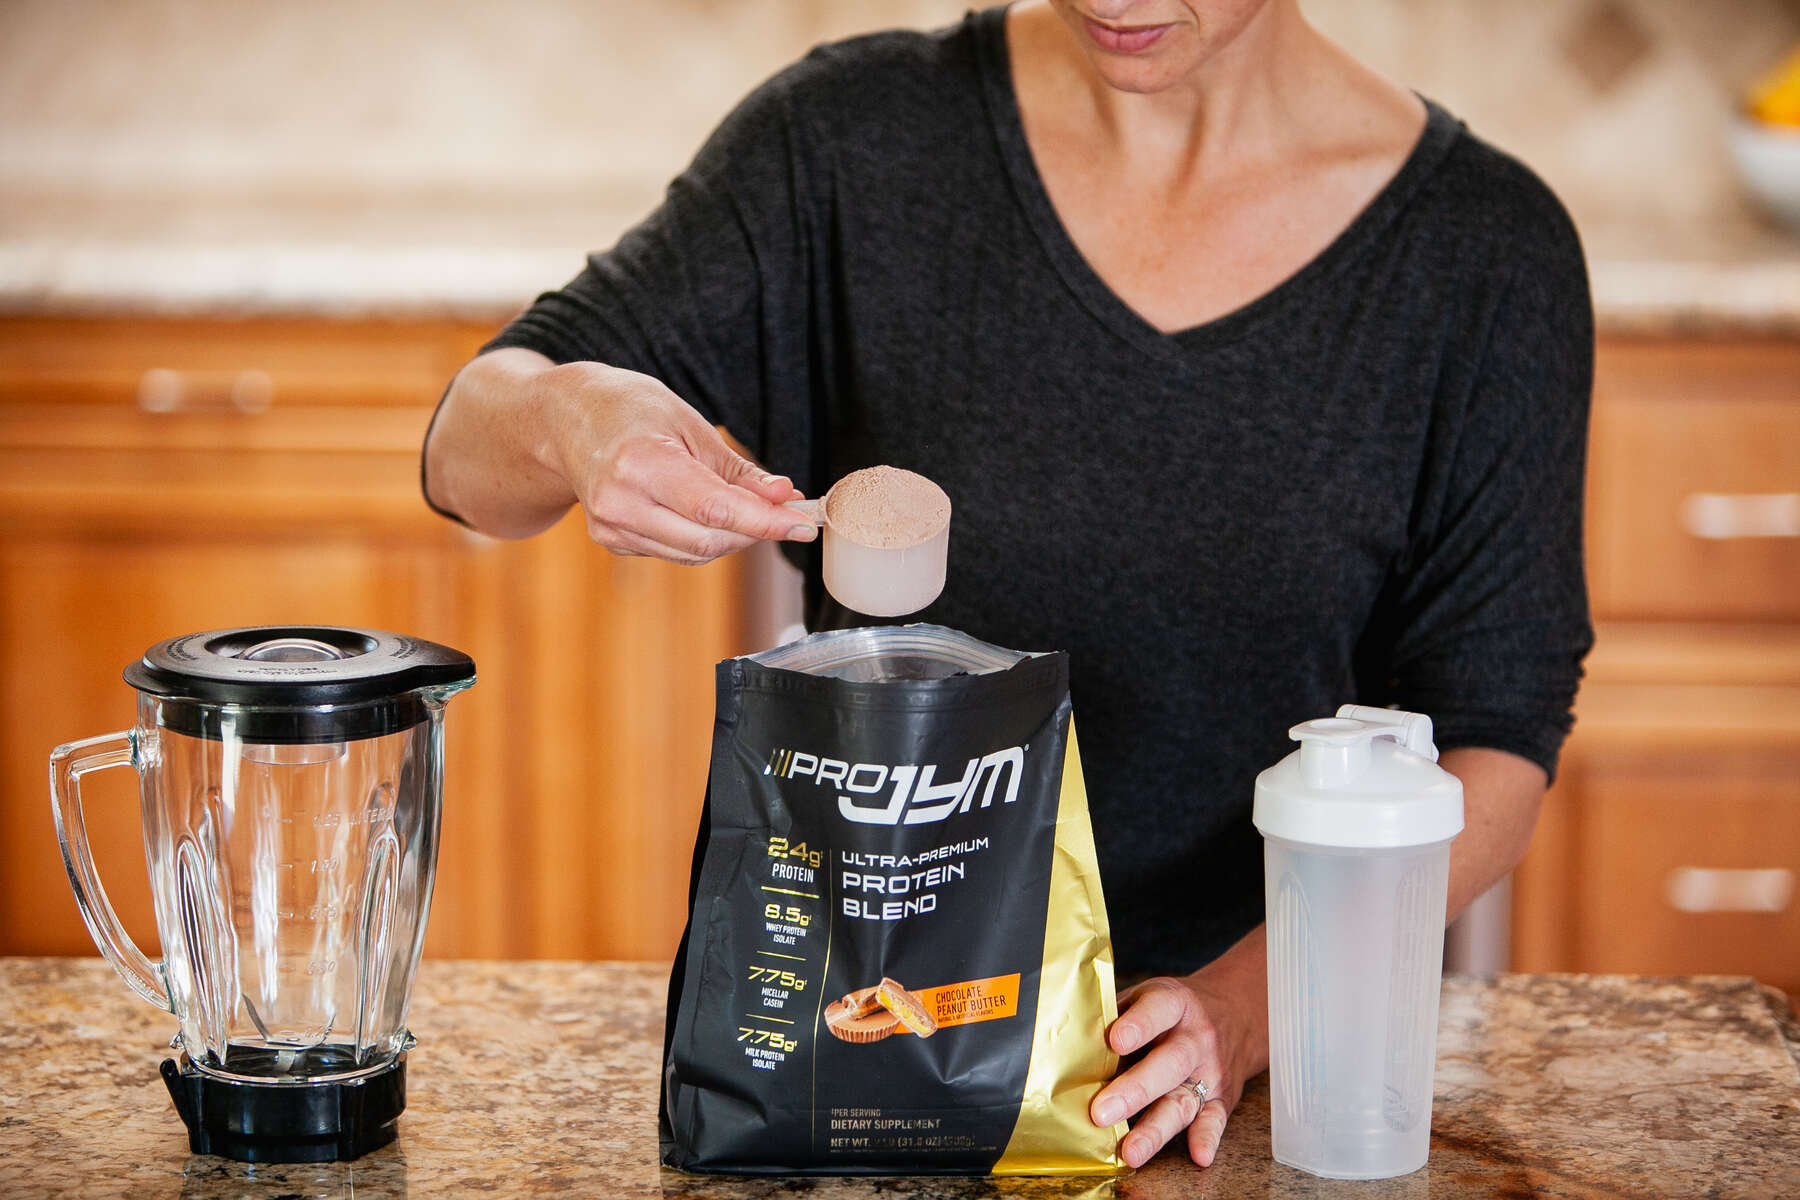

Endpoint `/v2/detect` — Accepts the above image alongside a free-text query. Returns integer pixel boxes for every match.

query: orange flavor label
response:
[911,973,1020,1030]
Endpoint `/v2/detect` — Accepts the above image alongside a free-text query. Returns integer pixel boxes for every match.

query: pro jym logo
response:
[762,745,1027,825]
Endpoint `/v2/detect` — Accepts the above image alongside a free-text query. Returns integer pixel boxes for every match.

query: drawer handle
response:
[1679,492,1799,540]
[1664,867,1794,914]
[138,368,274,415]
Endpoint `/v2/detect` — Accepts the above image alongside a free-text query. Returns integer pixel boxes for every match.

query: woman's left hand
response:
[1089,929,1269,1168]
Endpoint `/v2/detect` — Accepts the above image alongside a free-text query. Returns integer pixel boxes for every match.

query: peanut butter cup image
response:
[834,987,885,1019]
[876,977,938,1039]
[824,986,900,1044]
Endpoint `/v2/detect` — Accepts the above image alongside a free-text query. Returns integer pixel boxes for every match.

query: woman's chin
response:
[1084,54,1194,94]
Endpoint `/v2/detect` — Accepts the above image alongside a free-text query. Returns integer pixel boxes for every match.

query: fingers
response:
[681,412,805,507]
[703,436,804,505]
[1092,1038,1214,1130]
[590,493,794,565]
[639,440,807,544]
[1092,984,1216,1124]
[1185,1097,1231,1168]
[1109,978,1191,1055]
[1090,977,1233,1169]
[587,434,815,562]
[598,519,761,564]
[1120,1088,1204,1169]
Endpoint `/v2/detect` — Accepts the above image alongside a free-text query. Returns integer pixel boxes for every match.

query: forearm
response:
[422,347,582,539]
[1438,746,1547,921]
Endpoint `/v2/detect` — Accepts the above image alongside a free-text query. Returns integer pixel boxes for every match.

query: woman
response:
[424,0,1592,1170]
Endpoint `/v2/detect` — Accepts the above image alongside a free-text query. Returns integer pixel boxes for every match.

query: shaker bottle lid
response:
[124,626,475,743]
[1252,704,1464,849]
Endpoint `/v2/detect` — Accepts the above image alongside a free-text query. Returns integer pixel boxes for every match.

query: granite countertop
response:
[1579,217,1800,337]
[1,958,1796,1198]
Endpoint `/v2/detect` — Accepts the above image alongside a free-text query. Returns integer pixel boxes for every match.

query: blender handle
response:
[49,730,173,1012]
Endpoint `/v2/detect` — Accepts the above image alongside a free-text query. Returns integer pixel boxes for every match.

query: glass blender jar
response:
[49,626,475,1162]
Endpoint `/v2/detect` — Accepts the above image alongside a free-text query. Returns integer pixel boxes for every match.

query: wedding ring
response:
[1179,1078,1210,1105]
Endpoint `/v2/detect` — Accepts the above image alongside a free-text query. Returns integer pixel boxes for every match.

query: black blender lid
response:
[125,626,475,744]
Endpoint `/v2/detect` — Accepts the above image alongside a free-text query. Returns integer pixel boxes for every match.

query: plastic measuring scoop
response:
[788,468,951,618]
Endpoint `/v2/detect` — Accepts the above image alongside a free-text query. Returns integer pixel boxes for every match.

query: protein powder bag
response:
[661,626,1125,1176]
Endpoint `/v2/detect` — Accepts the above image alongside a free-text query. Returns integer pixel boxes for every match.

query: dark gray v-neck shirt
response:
[475,7,1594,975]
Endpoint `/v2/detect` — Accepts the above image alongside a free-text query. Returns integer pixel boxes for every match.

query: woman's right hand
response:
[426,348,816,563]
[544,359,815,564]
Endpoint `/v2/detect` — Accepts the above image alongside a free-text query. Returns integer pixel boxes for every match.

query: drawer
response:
[0,315,497,410]
[1587,340,1800,621]
[0,316,498,536]
[1575,751,1800,993]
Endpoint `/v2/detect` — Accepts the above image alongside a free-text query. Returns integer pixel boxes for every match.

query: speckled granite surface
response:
[1,960,1795,1198]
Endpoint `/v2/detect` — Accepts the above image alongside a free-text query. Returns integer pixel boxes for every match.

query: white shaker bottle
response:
[1252,704,1464,1180]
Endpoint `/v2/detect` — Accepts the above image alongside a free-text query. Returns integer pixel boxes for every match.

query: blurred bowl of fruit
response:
[1731,46,1800,231]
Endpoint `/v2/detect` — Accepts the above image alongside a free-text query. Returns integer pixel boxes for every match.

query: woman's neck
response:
[1001,0,1429,333]
[1009,1,1403,188]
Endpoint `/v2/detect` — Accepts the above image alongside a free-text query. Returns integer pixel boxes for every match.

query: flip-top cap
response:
[1252,705,1464,849]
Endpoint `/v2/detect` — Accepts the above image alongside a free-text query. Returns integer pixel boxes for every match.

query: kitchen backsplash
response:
[1309,0,1800,236]
[1,0,1796,247]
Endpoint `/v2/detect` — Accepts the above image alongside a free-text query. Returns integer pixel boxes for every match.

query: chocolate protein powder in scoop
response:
[825,466,951,549]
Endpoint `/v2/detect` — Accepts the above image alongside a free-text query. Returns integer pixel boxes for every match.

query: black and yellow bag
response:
[661,626,1125,1175]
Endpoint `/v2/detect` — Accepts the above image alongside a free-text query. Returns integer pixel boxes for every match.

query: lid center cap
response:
[238,637,353,664]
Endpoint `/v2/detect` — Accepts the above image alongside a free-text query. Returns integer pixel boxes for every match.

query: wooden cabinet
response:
[1585,341,1800,620]
[0,315,749,964]
[8,320,1794,989]
[1513,338,1800,994]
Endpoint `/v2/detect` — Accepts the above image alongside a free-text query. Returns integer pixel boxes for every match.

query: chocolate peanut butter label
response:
[660,650,1125,1176]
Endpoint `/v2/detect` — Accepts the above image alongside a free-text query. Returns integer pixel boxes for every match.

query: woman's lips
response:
[1081,15,1174,53]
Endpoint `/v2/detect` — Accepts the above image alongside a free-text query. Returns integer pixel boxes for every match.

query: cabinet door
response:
[0,317,747,963]
[1514,673,1800,994]
[1587,340,1800,621]
[1580,752,1800,992]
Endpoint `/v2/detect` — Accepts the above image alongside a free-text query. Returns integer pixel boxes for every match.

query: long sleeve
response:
[1362,199,1595,779]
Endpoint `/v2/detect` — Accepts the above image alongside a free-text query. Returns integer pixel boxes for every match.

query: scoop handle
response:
[784,498,825,526]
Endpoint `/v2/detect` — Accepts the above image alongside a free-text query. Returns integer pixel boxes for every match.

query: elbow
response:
[1499,786,1545,878]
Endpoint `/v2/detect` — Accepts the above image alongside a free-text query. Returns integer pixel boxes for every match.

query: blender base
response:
[159,1053,407,1163]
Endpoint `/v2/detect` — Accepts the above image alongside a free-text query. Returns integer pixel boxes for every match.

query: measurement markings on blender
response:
[271,956,341,976]
[269,902,344,921]
[272,858,343,877]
